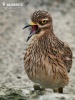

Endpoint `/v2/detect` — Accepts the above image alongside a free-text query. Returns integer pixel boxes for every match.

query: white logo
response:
[2,2,6,6]
[2,2,23,7]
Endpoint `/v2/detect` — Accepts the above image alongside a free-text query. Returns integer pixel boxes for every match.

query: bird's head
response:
[23,10,53,41]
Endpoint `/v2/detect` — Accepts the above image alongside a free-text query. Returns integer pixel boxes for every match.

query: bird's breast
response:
[24,43,69,89]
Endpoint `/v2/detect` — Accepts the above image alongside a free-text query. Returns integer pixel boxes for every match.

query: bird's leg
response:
[33,84,45,91]
[53,89,58,93]
[53,87,63,93]
[58,87,63,93]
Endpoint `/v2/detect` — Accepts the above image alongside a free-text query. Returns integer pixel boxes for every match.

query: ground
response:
[0,0,75,100]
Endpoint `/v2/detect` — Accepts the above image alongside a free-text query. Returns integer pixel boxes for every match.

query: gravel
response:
[0,0,75,99]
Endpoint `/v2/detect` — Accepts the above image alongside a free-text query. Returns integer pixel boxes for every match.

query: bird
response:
[23,10,72,93]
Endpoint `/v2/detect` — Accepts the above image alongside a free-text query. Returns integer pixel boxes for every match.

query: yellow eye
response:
[42,20,47,24]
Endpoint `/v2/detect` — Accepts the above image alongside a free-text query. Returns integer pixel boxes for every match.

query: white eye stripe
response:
[42,18,49,21]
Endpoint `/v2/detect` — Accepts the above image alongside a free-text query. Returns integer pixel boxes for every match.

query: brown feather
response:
[24,10,72,92]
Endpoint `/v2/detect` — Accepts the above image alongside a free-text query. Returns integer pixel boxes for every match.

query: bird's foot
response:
[33,84,45,91]
[30,84,45,97]
[53,87,63,93]
[53,89,58,93]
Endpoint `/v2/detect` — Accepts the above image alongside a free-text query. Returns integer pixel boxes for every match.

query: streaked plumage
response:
[23,10,72,93]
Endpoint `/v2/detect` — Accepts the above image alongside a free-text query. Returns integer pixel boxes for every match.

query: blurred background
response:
[0,0,75,99]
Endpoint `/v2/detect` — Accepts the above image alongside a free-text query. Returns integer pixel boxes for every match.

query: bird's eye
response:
[39,20,48,25]
[42,20,47,24]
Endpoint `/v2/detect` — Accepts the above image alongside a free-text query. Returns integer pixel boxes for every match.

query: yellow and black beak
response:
[23,22,36,29]
[23,22,38,42]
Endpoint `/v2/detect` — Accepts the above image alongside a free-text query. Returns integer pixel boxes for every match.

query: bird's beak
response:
[23,22,38,42]
[23,22,36,29]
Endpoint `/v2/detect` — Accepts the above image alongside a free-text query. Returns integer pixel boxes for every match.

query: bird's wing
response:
[48,37,72,73]
[60,42,72,72]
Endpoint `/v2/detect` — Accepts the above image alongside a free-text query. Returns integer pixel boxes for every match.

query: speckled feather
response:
[24,10,72,90]
[31,10,52,22]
